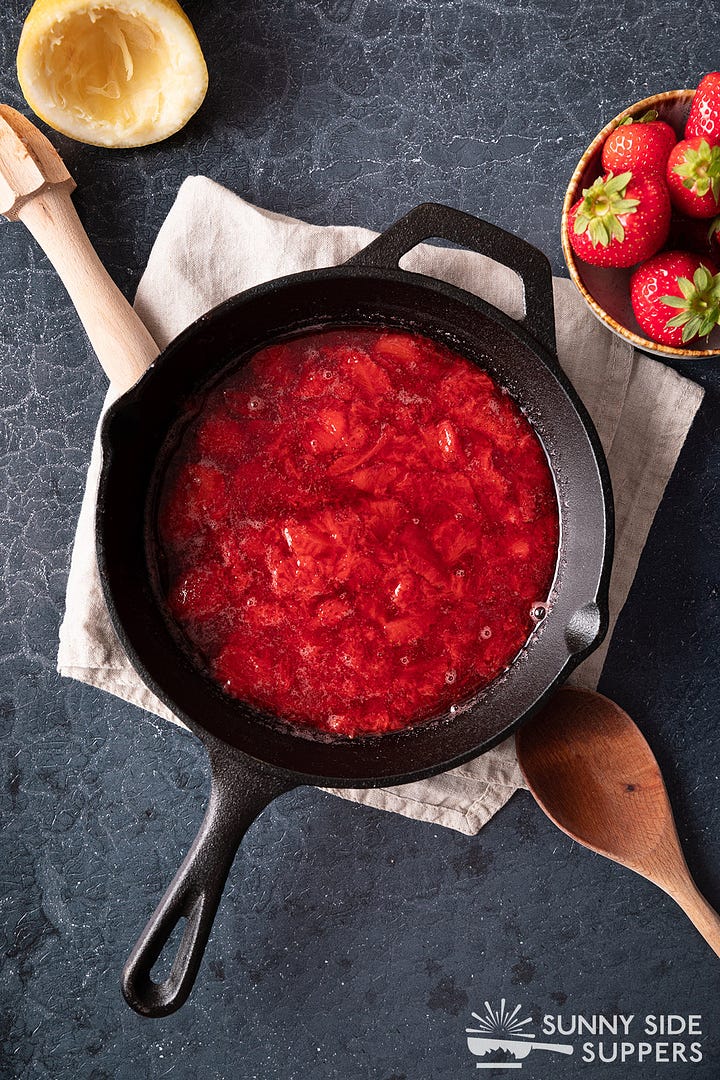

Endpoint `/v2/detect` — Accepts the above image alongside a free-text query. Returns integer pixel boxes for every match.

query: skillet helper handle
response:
[17,185,159,393]
[122,741,295,1018]
[346,202,557,358]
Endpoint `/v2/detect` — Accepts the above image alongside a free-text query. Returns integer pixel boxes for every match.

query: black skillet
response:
[95,202,614,1017]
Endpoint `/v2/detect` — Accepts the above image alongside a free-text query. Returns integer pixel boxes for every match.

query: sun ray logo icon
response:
[467,999,535,1040]
[466,1000,574,1069]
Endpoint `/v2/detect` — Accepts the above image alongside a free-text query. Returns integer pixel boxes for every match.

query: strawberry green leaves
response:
[617,108,659,128]
[672,138,720,201]
[660,263,720,342]
[573,171,640,246]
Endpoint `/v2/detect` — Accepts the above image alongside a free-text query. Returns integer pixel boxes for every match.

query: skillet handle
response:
[121,739,295,1017]
[346,202,557,358]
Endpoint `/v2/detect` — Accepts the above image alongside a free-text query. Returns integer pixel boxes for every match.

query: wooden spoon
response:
[516,686,720,957]
[0,105,158,392]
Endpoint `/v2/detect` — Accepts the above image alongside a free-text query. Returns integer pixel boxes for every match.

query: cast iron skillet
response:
[96,203,613,1017]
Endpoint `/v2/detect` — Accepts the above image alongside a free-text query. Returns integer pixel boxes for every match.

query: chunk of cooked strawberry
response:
[436,420,467,464]
[272,511,359,593]
[168,566,230,620]
[421,420,467,468]
[436,365,496,422]
[215,529,255,591]
[349,461,402,496]
[315,594,353,627]
[327,425,386,477]
[296,365,331,399]
[195,415,247,462]
[509,537,531,560]
[384,613,427,646]
[215,634,287,697]
[432,518,479,563]
[361,498,407,543]
[397,522,447,589]
[230,460,278,516]
[344,351,392,396]
[310,407,349,453]
[374,332,421,365]
[264,536,302,598]
[241,595,286,629]
[168,463,228,528]
[222,387,267,418]
[423,472,478,521]
[383,566,426,612]
[403,650,452,701]
[252,343,295,389]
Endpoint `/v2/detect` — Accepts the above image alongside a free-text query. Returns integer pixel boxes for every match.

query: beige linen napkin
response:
[58,178,704,834]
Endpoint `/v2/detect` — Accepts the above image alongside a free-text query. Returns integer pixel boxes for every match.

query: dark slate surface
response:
[1,1,719,1077]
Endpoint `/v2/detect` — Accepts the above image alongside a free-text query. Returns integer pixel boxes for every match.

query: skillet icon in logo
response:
[466,1000,574,1069]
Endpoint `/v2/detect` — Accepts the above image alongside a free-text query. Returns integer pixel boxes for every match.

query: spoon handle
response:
[667,876,720,958]
[17,185,159,393]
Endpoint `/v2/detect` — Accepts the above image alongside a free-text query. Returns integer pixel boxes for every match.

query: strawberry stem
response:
[661,265,720,342]
[573,172,640,247]
[673,139,720,203]
[617,109,657,128]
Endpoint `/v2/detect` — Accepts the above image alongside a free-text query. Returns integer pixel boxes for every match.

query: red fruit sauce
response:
[157,328,559,737]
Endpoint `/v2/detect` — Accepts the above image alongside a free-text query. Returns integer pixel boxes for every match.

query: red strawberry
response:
[568,171,670,267]
[602,112,676,179]
[630,251,720,346]
[686,73,720,147]
[667,137,720,217]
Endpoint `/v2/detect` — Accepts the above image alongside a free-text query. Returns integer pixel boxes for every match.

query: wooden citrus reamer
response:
[0,104,158,391]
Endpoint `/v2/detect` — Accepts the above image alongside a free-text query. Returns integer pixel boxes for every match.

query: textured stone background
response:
[1,1,719,1077]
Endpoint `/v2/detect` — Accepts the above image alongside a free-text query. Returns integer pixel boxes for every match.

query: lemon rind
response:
[17,0,208,149]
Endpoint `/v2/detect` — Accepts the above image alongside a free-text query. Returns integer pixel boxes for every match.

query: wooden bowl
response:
[561,89,720,361]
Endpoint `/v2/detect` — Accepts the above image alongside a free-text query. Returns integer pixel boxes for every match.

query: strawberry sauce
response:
[157,328,559,737]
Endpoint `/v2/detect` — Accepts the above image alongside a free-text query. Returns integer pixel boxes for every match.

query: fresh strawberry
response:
[602,111,676,179]
[667,137,720,218]
[630,251,720,346]
[568,172,670,267]
[686,73,720,147]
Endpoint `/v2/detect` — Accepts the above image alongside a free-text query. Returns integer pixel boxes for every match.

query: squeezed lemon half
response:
[17,0,208,147]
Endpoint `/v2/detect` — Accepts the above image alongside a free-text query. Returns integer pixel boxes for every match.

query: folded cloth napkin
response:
[58,178,704,835]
